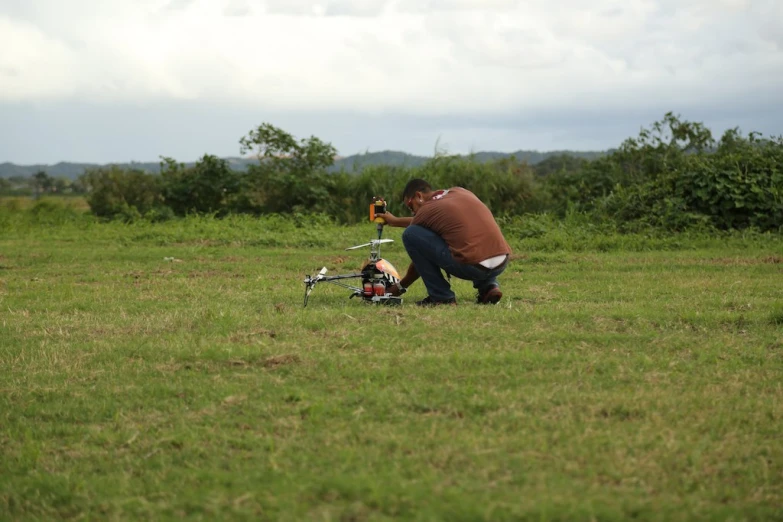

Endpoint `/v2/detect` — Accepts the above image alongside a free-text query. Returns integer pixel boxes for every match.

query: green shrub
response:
[541,114,783,232]
[161,155,239,216]
[234,123,338,215]
[678,131,783,230]
[80,166,164,221]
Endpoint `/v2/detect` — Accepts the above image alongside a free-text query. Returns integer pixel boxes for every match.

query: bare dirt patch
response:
[262,354,301,369]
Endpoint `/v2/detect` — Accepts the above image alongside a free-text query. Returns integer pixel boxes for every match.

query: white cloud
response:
[263,0,390,17]
[0,0,781,118]
[0,18,76,99]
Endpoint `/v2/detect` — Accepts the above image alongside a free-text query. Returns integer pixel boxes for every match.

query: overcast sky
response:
[1,0,782,164]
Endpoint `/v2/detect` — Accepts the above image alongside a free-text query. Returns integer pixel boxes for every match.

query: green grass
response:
[1,211,782,521]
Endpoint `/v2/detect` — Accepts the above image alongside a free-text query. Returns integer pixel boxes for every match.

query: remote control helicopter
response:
[303,197,406,307]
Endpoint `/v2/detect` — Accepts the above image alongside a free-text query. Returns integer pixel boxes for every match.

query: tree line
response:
[0,171,87,197]
[39,113,783,231]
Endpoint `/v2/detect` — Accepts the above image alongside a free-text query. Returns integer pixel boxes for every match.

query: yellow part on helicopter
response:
[370,198,386,224]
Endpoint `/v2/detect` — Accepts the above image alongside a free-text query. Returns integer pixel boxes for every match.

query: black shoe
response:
[416,296,457,307]
[476,286,502,305]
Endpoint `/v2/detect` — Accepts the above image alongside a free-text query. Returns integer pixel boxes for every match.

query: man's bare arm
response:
[390,263,419,296]
[399,263,419,289]
[381,212,413,228]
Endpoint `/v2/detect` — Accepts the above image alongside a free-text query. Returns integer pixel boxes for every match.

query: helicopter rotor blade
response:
[345,242,371,251]
[345,239,394,251]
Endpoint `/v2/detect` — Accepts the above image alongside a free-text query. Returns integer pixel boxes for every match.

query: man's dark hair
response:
[401,179,432,201]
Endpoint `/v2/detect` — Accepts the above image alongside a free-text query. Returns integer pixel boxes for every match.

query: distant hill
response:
[1,149,606,179]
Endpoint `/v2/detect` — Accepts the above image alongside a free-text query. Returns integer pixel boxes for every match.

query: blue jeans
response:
[402,225,507,301]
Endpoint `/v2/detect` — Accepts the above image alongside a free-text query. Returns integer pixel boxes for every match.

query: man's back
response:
[412,187,511,265]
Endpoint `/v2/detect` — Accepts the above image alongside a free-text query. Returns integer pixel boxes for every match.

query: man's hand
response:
[388,282,406,296]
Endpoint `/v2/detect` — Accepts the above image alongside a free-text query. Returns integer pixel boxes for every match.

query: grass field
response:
[1,203,782,521]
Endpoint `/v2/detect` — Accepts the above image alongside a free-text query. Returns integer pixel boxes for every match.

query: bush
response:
[235,123,338,215]
[80,166,164,221]
[679,131,783,230]
[541,114,783,232]
[598,130,783,232]
[161,155,239,216]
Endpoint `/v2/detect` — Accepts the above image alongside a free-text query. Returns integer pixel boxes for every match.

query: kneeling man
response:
[382,178,511,306]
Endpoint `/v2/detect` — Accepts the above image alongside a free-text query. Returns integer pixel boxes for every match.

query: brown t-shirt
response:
[411,187,512,265]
